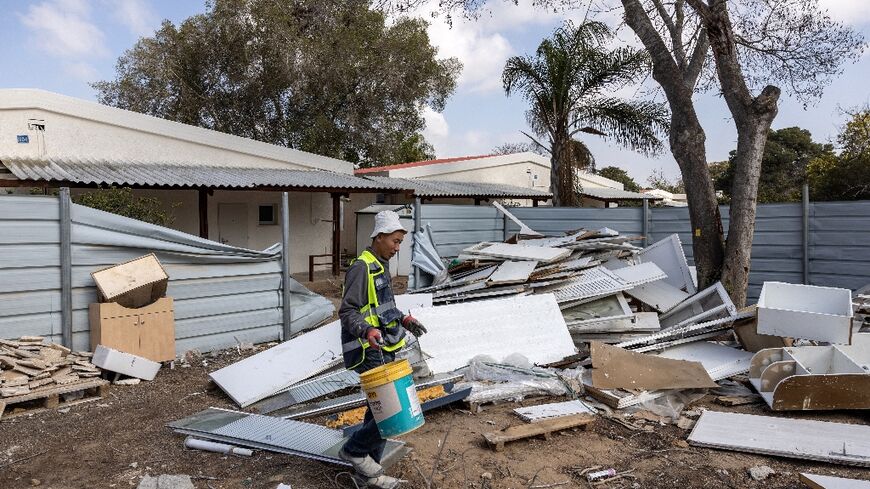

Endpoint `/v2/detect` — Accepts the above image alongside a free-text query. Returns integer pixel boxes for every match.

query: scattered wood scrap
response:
[0,336,102,404]
[590,341,718,390]
[0,377,109,420]
[483,414,595,451]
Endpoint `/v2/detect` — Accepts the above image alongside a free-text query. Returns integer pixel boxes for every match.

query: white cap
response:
[370,210,407,238]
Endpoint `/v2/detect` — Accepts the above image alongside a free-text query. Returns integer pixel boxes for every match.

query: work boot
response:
[352,474,402,489]
[338,448,384,478]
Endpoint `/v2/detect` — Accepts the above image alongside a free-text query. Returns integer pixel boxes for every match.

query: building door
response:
[218,203,248,247]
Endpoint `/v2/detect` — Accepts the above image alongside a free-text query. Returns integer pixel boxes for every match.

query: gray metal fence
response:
[420,200,870,302]
[0,194,333,353]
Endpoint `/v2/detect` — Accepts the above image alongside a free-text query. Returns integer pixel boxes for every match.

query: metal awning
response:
[0,156,404,193]
[364,176,552,200]
[581,187,663,202]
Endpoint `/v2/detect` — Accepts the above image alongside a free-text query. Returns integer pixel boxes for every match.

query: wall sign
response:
[17,135,29,144]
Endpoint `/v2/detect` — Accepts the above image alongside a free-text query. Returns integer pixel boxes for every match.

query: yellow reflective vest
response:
[342,250,406,369]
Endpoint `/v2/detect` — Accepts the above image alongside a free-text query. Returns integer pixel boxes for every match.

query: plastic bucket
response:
[359,359,425,437]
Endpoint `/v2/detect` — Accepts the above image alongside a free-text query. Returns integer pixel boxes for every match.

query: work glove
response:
[402,316,427,337]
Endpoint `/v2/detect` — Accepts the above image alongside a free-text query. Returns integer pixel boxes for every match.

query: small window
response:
[258,204,277,225]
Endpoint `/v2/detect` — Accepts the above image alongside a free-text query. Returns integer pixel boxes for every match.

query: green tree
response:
[93,0,460,167]
[596,166,642,193]
[74,188,179,227]
[714,127,835,203]
[647,168,685,193]
[502,21,668,207]
[808,109,870,201]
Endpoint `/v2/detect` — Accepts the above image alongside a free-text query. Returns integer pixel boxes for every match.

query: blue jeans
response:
[342,348,395,462]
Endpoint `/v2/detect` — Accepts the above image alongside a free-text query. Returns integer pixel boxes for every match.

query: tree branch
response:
[621,0,685,99]
[684,27,708,88]
[651,0,686,69]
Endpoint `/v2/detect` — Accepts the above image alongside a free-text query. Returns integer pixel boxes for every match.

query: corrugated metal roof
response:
[0,156,400,191]
[365,176,552,199]
[581,187,661,201]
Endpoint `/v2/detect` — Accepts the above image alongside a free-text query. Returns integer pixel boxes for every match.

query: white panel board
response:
[800,473,870,489]
[638,234,696,294]
[626,279,690,312]
[487,260,538,285]
[758,282,853,344]
[688,410,870,467]
[465,242,570,263]
[209,321,342,407]
[395,293,433,313]
[656,342,753,379]
[514,400,595,422]
[413,294,576,374]
[611,262,667,287]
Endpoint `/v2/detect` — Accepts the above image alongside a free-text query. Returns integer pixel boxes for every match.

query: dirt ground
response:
[2,277,869,489]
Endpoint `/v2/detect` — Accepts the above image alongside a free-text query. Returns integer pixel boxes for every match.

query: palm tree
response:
[503,21,668,206]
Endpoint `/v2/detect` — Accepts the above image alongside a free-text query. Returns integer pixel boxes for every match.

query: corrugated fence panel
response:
[810,201,870,291]
[509,207,644,236]
[420,204,503,258]
[743,204,803,302]
[0,195,331,354]
[0,196,61,341]
[650,204,803,302]
[417,201,847,304]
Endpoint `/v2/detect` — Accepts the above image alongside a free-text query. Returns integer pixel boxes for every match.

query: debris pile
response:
[0,336,100,397]
[83,207,853,484]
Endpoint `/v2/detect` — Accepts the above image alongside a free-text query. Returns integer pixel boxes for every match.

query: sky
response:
[0,0,868,184]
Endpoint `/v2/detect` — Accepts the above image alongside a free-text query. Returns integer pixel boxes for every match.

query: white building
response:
[355,152,654,208]
[642,188,689,207]
[0,90,552,276]
[0,89,399,273]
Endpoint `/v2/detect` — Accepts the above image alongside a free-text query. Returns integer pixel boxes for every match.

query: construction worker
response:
[338,210,427,488]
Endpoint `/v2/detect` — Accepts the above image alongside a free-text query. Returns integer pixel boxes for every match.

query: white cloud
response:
[64,60,101,82]
[109,0,159,38]
[818,0,870,24]
[415,0,575,94]
[20,0,108,58]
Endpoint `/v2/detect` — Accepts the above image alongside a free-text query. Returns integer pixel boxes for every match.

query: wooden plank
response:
[0,378,109,420]
[591,342,718,390]
[688,411,870,467]
[800,473,870,489]
[483,414,595,451]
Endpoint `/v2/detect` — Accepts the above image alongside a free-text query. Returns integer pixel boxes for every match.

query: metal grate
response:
[253,369,361,414]
[552,267,630,302]
[213,412,345,454]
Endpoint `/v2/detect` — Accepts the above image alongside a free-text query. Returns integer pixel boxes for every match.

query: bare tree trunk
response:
[721,92,779,305]
[689,0,781,306]
[670,112,725,288]
[550,139,563,206]
[622,0,725,288]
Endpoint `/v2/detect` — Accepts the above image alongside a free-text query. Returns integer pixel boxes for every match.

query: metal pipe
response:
[642,198,649,248]
[281,192,292,340]
[413,196,422,290]
[184,437,253,456]
[802,182,810,284]
[59,187,72,348]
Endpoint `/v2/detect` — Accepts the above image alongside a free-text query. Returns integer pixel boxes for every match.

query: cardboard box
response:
[89,297,175,362]
[92,345,161,381]
[91,254,169,308]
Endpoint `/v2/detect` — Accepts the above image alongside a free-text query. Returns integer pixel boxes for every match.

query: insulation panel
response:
[413,294,575,374]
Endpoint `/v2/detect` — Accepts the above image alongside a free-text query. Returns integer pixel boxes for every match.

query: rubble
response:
[0,336,103,399]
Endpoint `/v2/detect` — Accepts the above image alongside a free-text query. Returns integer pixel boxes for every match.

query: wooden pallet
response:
[0,378,109,420]
[483,414,596,451]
